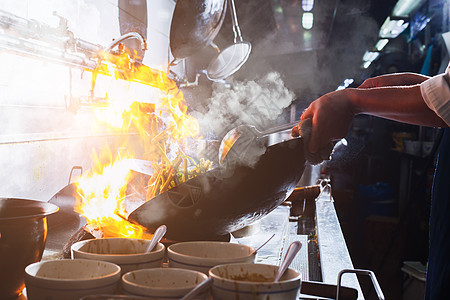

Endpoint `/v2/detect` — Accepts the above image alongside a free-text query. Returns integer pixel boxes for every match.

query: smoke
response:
[189,71,294,170]
[192,71,295,137]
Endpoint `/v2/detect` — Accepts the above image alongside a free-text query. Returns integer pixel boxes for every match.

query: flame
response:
[74,46,201,239]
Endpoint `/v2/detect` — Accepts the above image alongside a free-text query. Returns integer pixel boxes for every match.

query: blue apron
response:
[426,128,450,299]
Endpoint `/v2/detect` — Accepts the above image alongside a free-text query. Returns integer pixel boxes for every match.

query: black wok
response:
[170,0,227,60]
[127,137,306,241]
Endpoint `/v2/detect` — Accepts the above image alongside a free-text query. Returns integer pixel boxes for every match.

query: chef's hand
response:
[299,90,354,154]
[291,118,335,165]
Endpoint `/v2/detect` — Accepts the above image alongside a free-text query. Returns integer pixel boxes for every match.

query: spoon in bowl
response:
[145,225,167,253]
[180,277,213,300]
[274,241,302,282]
[249,233,275,256]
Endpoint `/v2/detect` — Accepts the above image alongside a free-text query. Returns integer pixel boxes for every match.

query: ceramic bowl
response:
[71,238,165,274]
[167,241,255,274]
[24,259,121,300]
[209,263,301,300]
[122,268,209,299]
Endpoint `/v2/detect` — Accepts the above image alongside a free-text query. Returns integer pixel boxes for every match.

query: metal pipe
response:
[104,32,147,53]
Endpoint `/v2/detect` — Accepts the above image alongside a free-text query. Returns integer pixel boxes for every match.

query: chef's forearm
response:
[346,85,447,127]
[359,73,430,88]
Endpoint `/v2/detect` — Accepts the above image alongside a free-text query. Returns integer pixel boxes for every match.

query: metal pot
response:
[128,137,306,241]
[170,0,227,60]
[0,198,58,298]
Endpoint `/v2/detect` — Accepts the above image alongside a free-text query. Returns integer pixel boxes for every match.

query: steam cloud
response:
[193,71,295,137]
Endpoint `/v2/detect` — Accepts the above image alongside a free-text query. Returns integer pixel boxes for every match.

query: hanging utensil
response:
[206,0,251,81]
[170,0,227,61]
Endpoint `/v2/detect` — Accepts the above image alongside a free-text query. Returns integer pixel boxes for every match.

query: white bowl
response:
[167,241,255,274]
[209,263,301,300]
[25,259,121,300]
[71,238,165,274]
[122,268,209,299]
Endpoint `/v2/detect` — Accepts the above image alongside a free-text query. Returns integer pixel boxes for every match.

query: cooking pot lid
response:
[170,0,227,60]
[206,41,251,81]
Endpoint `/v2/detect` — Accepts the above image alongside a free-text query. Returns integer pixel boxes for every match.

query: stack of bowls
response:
[24,233,297,299]
[69,237,210,299]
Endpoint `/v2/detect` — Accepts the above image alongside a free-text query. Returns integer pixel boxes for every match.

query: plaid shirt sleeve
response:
[420,62,450,126]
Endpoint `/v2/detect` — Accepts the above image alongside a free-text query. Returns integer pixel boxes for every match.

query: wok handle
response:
[337,269,385,300]
[68,166,83,185]
[301,281,358,300]
[261,121,300,136]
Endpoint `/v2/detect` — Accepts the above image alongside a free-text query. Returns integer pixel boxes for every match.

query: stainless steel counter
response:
[234,183,365,299]
[315,185,364,299]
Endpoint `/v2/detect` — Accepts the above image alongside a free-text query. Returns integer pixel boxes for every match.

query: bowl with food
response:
[121,268,209,299]
[209,263,301,300]
[167,241,255,274]
[71,237,165,274]
[24,258,121,300]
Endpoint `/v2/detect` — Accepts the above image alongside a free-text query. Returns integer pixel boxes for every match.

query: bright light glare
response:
[363,51,380,62]
[344,78,354,86]
[302,12,314,30]
[302,0,314,11]
[379,17,409,38]
[337,78,354,90]
[375,39,389,51]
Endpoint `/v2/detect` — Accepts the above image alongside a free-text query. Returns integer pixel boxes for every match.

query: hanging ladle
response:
[206,0,252,81]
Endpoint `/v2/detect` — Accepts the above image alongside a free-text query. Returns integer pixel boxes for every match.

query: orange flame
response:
[74,46,201,239]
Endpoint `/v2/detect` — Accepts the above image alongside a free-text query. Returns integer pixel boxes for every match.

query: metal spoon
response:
[249,233,275,256]
[180,277,213,300]
[274,241,302,282]
[145,225,167,253]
